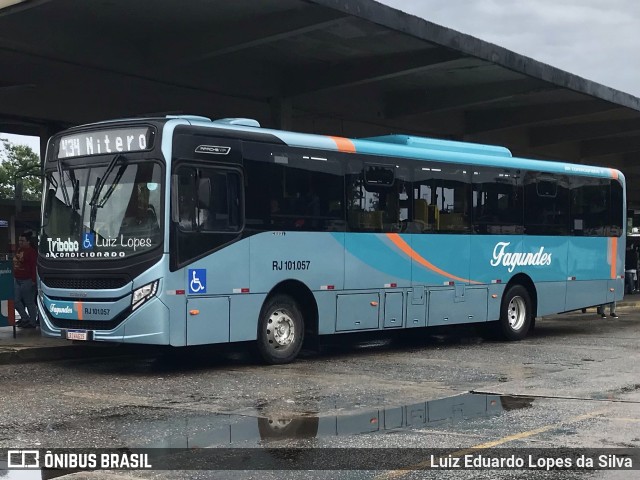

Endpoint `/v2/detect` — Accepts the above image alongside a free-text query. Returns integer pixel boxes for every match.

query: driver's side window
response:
[173,165,243,267]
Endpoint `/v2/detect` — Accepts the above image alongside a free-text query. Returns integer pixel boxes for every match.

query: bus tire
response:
[257,295,304,364]
[498,285,532,341]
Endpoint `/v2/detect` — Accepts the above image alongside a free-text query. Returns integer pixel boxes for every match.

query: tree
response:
[0,138,42,201]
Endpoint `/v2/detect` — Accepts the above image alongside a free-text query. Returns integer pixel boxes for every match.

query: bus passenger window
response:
[471,168,523,234]
[524,172,570,235]
[413,164,471,233]
[346,161,409,233]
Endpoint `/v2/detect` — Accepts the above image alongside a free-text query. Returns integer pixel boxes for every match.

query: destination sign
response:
[57,127,153,159]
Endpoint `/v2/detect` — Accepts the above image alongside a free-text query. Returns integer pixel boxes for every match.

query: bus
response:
[37,115,625,364]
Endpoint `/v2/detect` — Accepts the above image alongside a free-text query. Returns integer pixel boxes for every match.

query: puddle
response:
[131,393,534,448]
[1,394,534,474]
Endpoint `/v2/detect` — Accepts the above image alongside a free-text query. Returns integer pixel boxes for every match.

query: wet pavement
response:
[2,297,640,479]
[1,295,639,365]
[0,326,142,364]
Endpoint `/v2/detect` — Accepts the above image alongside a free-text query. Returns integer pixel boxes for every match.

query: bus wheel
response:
[499,285,532,341]
[257,295,304,364]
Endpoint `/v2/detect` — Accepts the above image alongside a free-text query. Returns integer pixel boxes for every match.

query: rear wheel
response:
[257,295,304,364]
[498,285,532,341]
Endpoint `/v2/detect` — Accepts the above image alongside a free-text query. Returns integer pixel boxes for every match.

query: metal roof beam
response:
[465,101,620,134]
[177,10,347,65]
[286,49,464,97]
[531,118,640,147]
[384,79,555,119]
[580,135,640,158]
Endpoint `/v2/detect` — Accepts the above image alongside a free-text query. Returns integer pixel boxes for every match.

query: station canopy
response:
[1,0,640,203]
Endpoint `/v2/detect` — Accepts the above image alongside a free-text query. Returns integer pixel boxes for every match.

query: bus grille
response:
[49,312,129,331]
[41,277,129,290]
[51,319,122,330]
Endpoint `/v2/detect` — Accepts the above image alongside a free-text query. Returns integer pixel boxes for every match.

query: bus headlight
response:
[132,280,159,311]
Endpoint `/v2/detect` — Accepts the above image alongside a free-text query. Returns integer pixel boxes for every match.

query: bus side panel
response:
[315,290,339,335]
[406,286,426,328]
[411,235,471,287]
[522,236,568,315]
[344,234,411,290]
[182,240,250,345]
[230,293,267,342]
[470,235,523,321]
[565,237,611,311]
[195,240,251,295]
[250,232,345,292]
[411,234,478,328]
[427,287,487,326]
[186,296,229,345]
[469,235,524,285]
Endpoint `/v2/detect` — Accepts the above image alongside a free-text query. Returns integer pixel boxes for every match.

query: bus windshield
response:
[40,160,162,259]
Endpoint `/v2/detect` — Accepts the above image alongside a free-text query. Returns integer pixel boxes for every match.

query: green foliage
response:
[0,138,42,201]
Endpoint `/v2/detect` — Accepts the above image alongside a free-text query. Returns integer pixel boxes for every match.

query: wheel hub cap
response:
[508,296,526,331]
[268,309,295,347]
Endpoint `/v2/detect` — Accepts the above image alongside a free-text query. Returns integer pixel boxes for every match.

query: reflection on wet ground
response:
[134,393,534,448]
[1,393,535,478]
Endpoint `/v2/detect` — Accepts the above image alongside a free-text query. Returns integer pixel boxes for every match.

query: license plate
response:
[66,330,88,341]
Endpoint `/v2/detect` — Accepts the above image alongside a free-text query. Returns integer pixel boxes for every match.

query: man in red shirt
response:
[13,232,37,328]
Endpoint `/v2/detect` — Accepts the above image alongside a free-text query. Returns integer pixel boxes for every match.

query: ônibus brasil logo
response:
[490,241,552,273]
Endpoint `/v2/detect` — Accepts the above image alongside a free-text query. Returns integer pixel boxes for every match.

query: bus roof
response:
[67,115,624,181]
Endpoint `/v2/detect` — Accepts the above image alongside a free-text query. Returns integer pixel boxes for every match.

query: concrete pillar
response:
[270,97,292,131]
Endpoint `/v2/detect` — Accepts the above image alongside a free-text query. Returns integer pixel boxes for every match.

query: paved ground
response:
[2,295,639,365]
[0,324,154,364]
[1,296,639,480]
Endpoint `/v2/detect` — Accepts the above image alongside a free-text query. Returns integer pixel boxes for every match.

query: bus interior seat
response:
[360,211,383,231]
[414,199,428,230]
[414,200,440,231]
[427,204,439,230]
[439,212,466,231]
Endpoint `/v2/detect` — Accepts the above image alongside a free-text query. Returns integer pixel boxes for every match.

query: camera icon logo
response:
[7,450,40,469]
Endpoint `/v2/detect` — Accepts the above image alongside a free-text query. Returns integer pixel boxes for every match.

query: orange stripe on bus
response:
[328,136,356,153]
[609,169,619,180]
[386,233,481,284]
[76,301,83,320]
[610,237,617,280]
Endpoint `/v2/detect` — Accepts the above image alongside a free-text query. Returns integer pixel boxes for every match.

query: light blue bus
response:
[37,115,625,363]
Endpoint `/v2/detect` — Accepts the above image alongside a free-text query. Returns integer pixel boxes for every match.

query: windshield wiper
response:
[56,158,71,207]
[69,168,80,211]
[89,154,127,231]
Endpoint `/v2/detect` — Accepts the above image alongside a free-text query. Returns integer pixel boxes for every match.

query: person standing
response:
[597,302,618,319]
[13,232,38,328]
[625,243,639,294]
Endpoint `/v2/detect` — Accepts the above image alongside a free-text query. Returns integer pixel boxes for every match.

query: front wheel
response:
[257,295,304,364]
[498,285,532,341]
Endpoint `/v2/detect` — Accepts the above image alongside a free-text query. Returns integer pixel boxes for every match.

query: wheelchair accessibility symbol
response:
[82,232,95,250]
[188,269,207,294]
